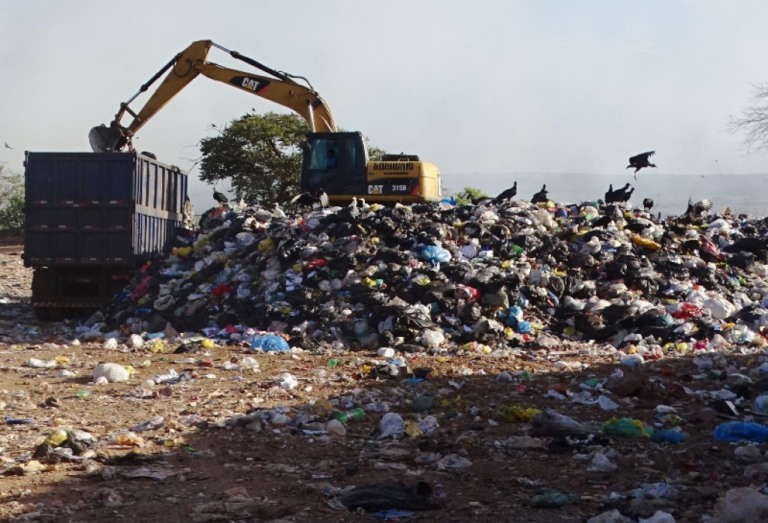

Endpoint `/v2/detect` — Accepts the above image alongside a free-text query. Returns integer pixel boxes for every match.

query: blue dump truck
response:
[23,151,188,319]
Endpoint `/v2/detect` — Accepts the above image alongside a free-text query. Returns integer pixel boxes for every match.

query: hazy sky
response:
[1,1,767,210]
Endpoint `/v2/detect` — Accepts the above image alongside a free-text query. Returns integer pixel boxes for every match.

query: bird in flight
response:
[3,142,11,149]
[627,151,656,180]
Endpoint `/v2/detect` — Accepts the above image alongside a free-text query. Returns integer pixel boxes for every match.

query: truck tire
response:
[34,307,52,321]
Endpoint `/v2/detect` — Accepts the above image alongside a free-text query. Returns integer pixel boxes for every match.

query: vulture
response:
[494,182,517,203]
[620,186,635,202]
[605,183,631,204]
[643,198,654,211]
[604,184,614,204]
[626,151,656,180]
[531,184,549,204]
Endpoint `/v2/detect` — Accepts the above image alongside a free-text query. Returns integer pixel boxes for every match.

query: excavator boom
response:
[89,39,336,152]
[89,39,442,205]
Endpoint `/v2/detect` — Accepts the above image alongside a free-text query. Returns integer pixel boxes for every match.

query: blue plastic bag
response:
[250,334,290,352]
[713,421,768,443]
[516,320,532,334]
[420,245,451,265]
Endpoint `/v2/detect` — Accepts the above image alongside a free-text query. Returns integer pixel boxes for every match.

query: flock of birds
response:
[475,150,657,207]
[478,150,661,207]
[208,150,688,221]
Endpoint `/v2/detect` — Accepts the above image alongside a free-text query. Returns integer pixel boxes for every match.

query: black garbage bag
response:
[339,480,438,512]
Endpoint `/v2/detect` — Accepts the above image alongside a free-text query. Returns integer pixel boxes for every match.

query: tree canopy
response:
[198,112,388,206]
[453,186,487,206]
[198,112,309,205]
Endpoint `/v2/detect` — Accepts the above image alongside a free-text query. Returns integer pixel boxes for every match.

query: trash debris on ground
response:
[4,193,768,520]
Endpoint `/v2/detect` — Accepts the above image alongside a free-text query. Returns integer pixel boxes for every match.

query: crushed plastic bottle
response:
[332,407,366,424]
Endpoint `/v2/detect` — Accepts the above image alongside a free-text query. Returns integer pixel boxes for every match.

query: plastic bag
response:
[603,417,653,438]
[713,421,768,443]
[420,245,451,265]
[250,334,289,352]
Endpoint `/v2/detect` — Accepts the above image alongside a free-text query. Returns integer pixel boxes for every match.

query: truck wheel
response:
[34,307,52,321]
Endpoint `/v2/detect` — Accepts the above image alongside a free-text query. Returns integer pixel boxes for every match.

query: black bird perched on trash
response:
[643,198,654,211]
[531,184,549,204]
[493,182,517,204]
[604,184,614,204]
[591,205,620,228]
[620,186,635,202]
[605,183,631,204]
[627,151,656,180]
[213,189,229,206]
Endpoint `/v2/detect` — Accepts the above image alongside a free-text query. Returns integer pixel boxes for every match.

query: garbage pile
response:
[7,197,768,522]
[102,197,768,354]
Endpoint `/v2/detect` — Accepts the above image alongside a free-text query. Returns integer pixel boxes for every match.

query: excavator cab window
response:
[307,139,345,170]
[302,132,368,195]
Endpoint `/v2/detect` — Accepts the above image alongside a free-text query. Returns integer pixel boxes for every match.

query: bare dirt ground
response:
[0,244,763,522]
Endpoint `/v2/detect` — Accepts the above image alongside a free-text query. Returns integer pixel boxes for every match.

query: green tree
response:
[367,144,386,161]
[0,164,24,236]
[453,186,487,206]
[198,112,309,205]
[198,112,389,205]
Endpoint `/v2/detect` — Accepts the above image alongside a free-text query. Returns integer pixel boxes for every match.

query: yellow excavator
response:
[89,39,441,204]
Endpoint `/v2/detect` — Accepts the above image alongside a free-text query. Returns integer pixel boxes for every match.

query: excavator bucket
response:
[89,122,127,152]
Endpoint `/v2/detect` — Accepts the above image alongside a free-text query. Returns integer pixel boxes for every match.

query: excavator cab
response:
[301,131,442,205]
[301,132,368,202]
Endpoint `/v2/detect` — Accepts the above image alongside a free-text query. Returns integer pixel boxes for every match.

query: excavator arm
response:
[89,40,337,152]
